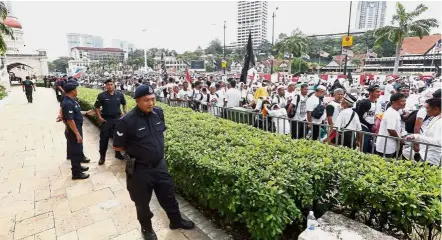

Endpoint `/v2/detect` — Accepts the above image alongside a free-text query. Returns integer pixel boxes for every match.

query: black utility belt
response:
[134,160,161,169]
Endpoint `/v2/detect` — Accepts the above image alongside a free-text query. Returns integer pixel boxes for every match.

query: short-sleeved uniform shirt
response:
[113,107,166,166]
[22,80,34,91]
[61,96,83,128]
[57,79,67,89]
[94,91,126,118]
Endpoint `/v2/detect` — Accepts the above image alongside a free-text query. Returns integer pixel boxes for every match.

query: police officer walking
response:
[95,79,127,165]
[22,76,36,103]
[61,82,90,180]
[113,85,195,240]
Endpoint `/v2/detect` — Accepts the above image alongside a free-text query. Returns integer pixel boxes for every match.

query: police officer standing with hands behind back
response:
[61,82,90,180]
[113,84,195,240]
[95,78,127,165]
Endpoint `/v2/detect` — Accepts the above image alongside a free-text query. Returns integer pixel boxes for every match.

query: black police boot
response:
[72,172,89,180]
[81,156,91,163]
[115,151,124,160]
[141,222,157,240]
[169,218,195,230]
[80,166,89,172]
[98,154,105,165]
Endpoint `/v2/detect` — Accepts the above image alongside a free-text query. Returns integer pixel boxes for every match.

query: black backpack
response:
[405,110,429,133]
[311,97,325,119]
[286,95,301,118]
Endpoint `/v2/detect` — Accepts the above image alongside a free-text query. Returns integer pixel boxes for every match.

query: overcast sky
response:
[11,1,442,60]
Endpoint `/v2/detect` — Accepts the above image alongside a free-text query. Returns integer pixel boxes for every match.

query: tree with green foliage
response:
[205,39,223,56]
[51,57,71,73]
[0,2,14,55]
[273,29,308,73]
[374,3,439,74]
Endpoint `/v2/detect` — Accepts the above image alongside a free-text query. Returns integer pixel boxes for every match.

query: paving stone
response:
[0,87,225,240]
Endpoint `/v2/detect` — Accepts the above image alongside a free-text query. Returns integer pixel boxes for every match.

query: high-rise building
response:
[66,33,103,56]
[111,39,135,60]
[236,1,268,50]
[355,1,387,30]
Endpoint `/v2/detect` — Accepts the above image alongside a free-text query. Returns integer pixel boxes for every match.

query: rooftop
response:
[401,34,441,56]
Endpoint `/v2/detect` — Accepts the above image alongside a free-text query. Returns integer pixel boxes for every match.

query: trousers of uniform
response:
[65,126,83,175]
[126,159,181,229]
[25,90,33,103]
[99,117,119,156]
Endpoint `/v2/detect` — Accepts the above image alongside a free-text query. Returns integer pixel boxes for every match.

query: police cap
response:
[104,79,113,84]
[63,82,78,93]
[133,84,155,99]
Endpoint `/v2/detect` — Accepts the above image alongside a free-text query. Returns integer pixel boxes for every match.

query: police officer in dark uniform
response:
[95,79,127,165]
[113,85,194,240]
[61,82,90,180]
[56,75,68,102]
[22,76,36,103]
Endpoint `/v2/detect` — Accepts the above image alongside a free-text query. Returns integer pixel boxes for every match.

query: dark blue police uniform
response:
[56,78,67,102]
[113,85,194,239]
[61,84,86,177]
[94,90,126,160]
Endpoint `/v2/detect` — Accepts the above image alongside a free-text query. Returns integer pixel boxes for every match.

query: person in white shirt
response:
[215,83,225,107]
[285,83,296,102]
[202,86,220,116]
[334,93,362,149]
[376,93,406,158]
[272,86,287,109]
[326,88,344,127]
[287,84,309,139]
[383,76,396,104]
[224,80,242,108]
[266,104,290,135]
[306,85,327,140]
[177,82,192,104]
[356,85,382,153]
[405,98,441,166]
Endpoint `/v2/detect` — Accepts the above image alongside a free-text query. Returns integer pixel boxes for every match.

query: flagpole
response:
[223,21,226,75]
[142,29,148,71]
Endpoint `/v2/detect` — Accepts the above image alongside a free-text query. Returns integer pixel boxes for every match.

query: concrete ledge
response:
[298,212,397,240]
[175,195,232,240]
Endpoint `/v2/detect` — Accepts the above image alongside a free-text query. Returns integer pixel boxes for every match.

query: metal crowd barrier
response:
[79,86,441,167]
[155,96,441,167]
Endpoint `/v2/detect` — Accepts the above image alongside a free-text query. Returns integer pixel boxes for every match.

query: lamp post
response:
[223,21,226,74]
[343,1,352,75]
[142,28,148,71]
[271,7,278,75]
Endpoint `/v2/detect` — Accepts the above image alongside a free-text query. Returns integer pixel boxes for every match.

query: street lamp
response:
[271,7,278,75]
[142,28,148,71]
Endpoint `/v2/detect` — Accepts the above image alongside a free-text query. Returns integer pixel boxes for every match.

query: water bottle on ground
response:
[307,211,318,230]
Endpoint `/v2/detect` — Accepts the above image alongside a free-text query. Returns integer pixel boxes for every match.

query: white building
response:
[153,52,187,73]
[67,33,103,56]
[237,1,268,49]
[355,1,387,31]
[111,39,135,60]
[1,1,48,89]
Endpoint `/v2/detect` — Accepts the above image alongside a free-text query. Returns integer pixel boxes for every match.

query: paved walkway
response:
[0,87,225,240]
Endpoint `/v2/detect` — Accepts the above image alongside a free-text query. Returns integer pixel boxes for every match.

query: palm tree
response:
[374,3,439,74]
[273,29,308,73]
[0,2,14,55]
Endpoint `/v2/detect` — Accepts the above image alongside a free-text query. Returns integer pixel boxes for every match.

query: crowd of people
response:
[149,73,442,166]
[47,71,441,166]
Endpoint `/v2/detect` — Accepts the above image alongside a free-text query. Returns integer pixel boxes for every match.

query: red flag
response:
[185,68,191,83]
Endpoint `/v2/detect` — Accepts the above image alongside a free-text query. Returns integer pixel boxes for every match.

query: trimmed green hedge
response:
[77,87,441,240]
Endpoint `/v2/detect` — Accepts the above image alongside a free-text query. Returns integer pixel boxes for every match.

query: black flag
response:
[240,31,255,84]
[435,62,441,78]
[160,52,168,81]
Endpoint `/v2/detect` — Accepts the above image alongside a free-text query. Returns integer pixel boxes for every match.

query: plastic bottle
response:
[306,211,318,230]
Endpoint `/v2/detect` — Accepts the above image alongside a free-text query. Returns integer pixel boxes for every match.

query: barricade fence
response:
[79,85,441,167]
